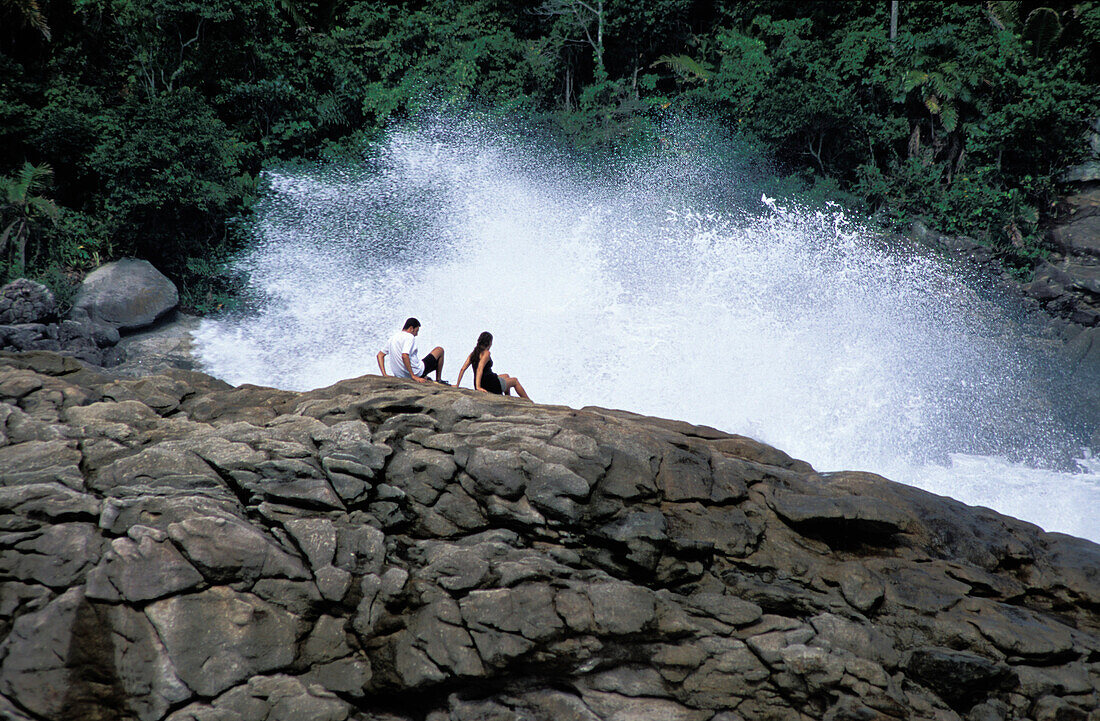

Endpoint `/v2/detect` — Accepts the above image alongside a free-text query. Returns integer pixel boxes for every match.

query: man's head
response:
[403,317,421,335]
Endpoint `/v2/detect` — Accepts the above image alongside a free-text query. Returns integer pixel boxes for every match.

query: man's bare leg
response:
[428,347,444,380]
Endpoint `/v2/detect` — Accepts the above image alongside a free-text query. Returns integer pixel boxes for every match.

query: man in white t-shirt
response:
[376,317,445,383]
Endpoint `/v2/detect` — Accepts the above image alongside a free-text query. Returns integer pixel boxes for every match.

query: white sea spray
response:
[194,114,1100,541]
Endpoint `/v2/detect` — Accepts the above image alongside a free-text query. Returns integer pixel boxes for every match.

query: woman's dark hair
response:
[467,331,493,369]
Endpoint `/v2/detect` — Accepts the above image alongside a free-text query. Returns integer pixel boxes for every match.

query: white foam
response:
[193,118,1100,542]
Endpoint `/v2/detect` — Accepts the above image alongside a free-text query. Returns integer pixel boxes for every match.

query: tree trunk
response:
[890,1,899,49]
[14,223,28,276]
[595,0,604,76]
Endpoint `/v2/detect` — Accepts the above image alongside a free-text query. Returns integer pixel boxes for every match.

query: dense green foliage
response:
[1,0,1097,308]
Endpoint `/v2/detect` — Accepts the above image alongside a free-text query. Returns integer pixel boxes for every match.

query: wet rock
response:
[767,486,909,543]
[386,448,457,505]
[684,592,762,628]
[0,522,101,587]
[464,447,528,499]
[1051,206,1100,258]
[387,596,484,686]
[587,581,656,635]
[92,442,223,495]
[255,458,346,510]
[0,281,127,367]
[679,636,770,707]
[283,518,338,570]
[664,502,760,556]
[422,544,490,591]
[0,482,99,529]
[1066,325,1100,377]
[525,460,590,519]
[593,510,668,569]
[108,314,203,377]
[964,599,1076,661]
[460,583,563,666]
[836,563,885,613]
[0,588,189,721]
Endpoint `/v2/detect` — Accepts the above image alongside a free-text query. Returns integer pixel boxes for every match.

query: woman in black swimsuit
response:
[455,331,530,399]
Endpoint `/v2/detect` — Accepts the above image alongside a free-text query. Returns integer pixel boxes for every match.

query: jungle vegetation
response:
[1,0,1097,310]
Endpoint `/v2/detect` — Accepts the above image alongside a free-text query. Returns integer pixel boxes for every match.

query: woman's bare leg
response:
[503,375,530,400]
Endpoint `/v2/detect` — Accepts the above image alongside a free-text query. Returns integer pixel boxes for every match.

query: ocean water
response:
[193,115,1100,542]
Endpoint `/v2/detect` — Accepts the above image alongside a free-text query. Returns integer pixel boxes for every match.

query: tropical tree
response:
[903,61,968,140]
[0,162,59,277]
[538,0,608,78]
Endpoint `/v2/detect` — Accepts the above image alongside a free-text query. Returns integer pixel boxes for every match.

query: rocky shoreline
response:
[0,351,1097,721]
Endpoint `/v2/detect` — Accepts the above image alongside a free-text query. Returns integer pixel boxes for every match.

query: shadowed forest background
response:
[1,0,1097,311]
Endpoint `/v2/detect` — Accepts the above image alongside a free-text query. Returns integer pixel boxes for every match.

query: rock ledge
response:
[0,351,1096,721]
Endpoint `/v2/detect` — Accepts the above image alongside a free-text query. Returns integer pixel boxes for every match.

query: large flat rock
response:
[0,352,1096,721]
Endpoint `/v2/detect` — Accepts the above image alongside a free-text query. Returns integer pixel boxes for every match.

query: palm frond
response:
[276,0,311,30]
[652,54,712,83]
[14,161,53,199]
[903,70,929,93]
[929,71,952,98]
[986,0,1021,30]
[940,102,959,132]
[27,196,59,220]
[1,0,51,40]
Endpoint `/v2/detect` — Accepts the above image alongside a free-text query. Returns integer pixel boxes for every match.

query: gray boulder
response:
[0,279,56,324]
[71,259,179,331]
[1059,116,1100,184]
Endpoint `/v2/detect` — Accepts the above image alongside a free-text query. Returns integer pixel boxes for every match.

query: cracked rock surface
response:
[0,350,1097,721]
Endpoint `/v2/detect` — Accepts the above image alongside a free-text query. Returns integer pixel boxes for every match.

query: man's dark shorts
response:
[420,352,439,377]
